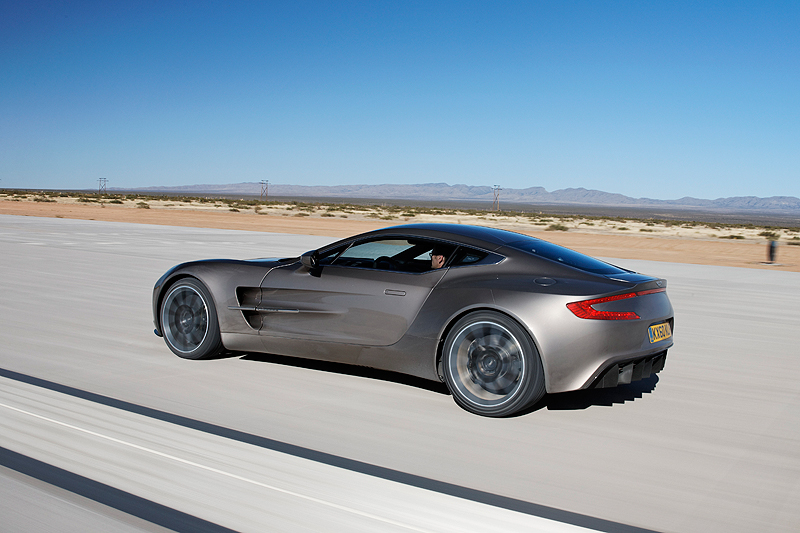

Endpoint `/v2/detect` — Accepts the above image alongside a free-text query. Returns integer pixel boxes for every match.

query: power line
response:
[492,185,502,211]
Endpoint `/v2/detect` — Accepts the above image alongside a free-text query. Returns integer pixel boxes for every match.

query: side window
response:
[450,247,489,267]
[317,244,347,266]
[338,239,415,261]
[321,238,461,272]
[315,239,496,271]
[330,239,417,270]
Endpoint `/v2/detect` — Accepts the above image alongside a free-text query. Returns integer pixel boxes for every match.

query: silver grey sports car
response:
[153,223,673,417]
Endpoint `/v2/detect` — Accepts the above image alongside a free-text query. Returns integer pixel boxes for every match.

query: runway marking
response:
[0,368,654,533]
[0,400,436,533]
[0,446,237,533]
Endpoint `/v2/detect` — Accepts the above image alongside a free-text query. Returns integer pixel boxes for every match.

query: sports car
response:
[153,223,673,417]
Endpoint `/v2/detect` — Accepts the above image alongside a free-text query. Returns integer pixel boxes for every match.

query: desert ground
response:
[1,192,798,272]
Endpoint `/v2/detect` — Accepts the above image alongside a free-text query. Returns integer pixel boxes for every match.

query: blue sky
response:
[2,1,798,200]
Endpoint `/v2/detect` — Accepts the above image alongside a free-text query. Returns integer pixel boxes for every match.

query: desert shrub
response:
[545,224,568,231]
[136,202,150,209]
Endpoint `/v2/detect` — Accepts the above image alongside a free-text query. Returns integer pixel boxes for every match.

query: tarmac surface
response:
[1,215,798,532]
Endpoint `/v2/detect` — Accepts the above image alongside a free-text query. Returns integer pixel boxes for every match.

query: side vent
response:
[235,287,262,330]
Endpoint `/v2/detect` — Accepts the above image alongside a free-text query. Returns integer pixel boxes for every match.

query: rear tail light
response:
[567,288,665,320]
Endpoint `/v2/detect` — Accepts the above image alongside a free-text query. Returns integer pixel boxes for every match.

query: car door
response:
[257,238,449,346]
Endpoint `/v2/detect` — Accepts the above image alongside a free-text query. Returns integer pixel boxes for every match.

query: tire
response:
[160,278,224,360]
[442,311,545,417]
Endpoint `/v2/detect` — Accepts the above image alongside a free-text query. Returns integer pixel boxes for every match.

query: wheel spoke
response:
[187,326,203,345]
[175,290,189,307]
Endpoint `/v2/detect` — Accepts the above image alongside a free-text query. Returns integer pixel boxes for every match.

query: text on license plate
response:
[649,322,672,343]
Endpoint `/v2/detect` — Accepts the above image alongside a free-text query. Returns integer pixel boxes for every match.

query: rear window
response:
[450,247,489,266]
[506,237,628,275]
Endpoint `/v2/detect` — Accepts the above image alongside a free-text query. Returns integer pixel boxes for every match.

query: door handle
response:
[384,289,406,296]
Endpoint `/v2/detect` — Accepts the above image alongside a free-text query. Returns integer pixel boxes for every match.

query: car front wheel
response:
[443,311,545,417]
[160,278,223,359]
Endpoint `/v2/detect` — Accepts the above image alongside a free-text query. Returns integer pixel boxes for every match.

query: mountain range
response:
[118,182,800,214]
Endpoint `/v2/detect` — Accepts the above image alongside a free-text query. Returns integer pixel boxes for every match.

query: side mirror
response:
[300,251,318,268]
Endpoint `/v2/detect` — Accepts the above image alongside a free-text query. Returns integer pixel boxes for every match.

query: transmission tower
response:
[492,185,502,211]
[260,180,269,201]
[98,178,107,194]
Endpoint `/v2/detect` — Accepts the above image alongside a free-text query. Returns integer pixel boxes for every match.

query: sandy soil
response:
[2,198,798,272]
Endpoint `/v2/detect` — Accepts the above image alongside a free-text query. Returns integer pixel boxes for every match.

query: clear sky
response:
[2,1,798,200]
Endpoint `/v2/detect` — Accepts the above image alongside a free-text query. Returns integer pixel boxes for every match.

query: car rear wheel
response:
[160,278,223,359]
[443,311,545,417]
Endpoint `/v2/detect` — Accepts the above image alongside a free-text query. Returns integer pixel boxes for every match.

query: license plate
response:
[649,322,672,343]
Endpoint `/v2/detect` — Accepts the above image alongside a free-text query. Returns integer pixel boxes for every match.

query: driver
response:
[431,245,448,269]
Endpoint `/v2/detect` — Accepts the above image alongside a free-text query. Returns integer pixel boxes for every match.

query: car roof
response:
[366,223,535,248]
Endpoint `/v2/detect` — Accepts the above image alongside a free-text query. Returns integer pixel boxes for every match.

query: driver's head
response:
[431,245,447,269]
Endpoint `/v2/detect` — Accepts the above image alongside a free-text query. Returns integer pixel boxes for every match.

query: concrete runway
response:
[1,215,798,532]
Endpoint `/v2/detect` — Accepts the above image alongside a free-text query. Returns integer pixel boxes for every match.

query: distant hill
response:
[116,182,800,214]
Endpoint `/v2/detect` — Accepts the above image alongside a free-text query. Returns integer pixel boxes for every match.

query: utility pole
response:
[260,180,269,201]
[98,177,107,194]
[492,185,502,211]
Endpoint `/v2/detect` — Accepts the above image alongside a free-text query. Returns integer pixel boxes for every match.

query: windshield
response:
[506,237,629,275]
